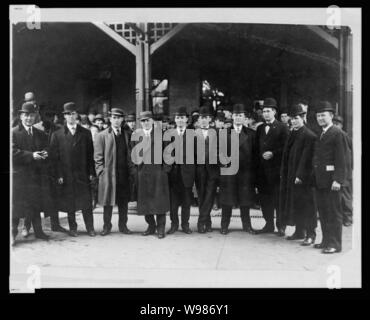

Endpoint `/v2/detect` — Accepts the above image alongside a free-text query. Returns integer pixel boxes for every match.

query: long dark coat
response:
[219,127,258,207]
[279,125,317,226]
[94,126,135,206]
[50,125,95,213]
[12,124,48,219]
[131,128,171,215]
[256,119,289,193]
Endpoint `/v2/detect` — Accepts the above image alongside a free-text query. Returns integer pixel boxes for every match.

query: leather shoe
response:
[158,232,165,239]
[167,225,178,235]
[35,232,49,240]
[286,233,305,240]
[276,228,286,237]
[88,230,96,237]
[220,228,228,235]
[69,230,78,237]
[21,228,30,238]
[301,237,315,246]
[100,228,111,236]
[51,225,69,233]
[119,226,132,234]
[206,226,213,232]
[255,225,274,234]
[197,225,206,233]
[314,243,326,249]
[243,226,256,234]
[182,226,192,234]
[142,227,156,236]
[322,247,341,254]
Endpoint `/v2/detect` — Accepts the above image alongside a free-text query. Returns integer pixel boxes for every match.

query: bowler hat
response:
[289,104,306,117]
[18,102,37,114]
[315,101,335,113]
[232,103,248,114]
[125,113,136,122]
[139,111,153,121]
[109,108,125,117]
[62,102,77,114]
[199,105,214,117]
[174,106,188,117]
[263,98,278,110]
[94,114,104,121]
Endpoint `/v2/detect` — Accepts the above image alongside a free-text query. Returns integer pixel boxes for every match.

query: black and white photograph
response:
[9,6,361,293]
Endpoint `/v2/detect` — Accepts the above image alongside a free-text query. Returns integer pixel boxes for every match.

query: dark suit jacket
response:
[256,119,289,190]
[313,125,349,189]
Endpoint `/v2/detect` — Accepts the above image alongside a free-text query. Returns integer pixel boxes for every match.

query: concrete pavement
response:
[10,205,359,291]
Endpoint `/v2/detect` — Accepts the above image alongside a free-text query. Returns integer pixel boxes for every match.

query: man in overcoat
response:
[195,105,220,233]
[312,101,350,253]
[219,103,258,235]
[255,98,289,236]
[279,104,317,246]
[50,102,96,237]
[12,102,49,243]
[131,111,171,239]
[167,106,195,235]
[94,108,136,236]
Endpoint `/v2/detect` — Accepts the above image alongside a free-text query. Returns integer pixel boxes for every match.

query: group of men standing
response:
[12,96,352,254]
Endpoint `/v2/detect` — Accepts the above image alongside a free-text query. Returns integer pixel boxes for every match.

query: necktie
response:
[27,128,32,136]
[265,123,270,134]
[116,129,121,136]
[70,127,76,136]
[320,130,325,140]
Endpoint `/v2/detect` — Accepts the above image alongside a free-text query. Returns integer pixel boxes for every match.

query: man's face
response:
[20,112,37,127]
[280,113,289,124]
[262,108,276,122]
[88,114,95,123]
[316,111,333,127]
[141,118,154,130]
[232,112,246,126]
[224,122,232,129]
[127,121,136,130]
[64,111,78,125]
[94,119,104,129]
[199,115,212,128]
[110,115,124,129]
[175,115,188,128]
[224,110,232,119]
[215,119,224,129]
[290,115,304,130]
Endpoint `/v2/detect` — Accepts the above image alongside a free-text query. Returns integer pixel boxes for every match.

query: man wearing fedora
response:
[131,111,171,239]
[255,98,289,236]
[50,102,96,237]
[219,103,258,235]
[195,105,220,233]
[279,104,318,246]
[12,102,50,243]
[313,101,350,253]
[166,106,195,235]
[94,108,136,236]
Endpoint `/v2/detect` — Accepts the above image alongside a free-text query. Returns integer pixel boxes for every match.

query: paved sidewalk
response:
[10,206,359,291]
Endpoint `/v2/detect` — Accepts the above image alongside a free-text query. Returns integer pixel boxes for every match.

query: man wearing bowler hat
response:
[312,101,350,253]
[50,102,96,237]
[12,102,50,244]
[255,98,289,236]
[167,106,195,235]
[131,111,171,239]
[195,105,219,233]
[219,103,258,234]
[280,104,317,246]
[94,108,136,236]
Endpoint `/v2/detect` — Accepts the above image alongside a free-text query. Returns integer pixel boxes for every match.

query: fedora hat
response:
[263,98,278,110]
[125,113,136,122]
[18,102,37,114]
[289,104,306,117]
[139,111,153,121]
[315,101,335,113]
[62,102,77,114]
[109,108,125,117]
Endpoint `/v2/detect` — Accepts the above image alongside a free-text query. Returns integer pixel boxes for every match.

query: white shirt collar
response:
[266,119,275,125]
[177,127,186,135]
[233,124,243,132]
[67,123,77,130]
[143,128,152,136]
[112,126,121,134]
[322,123,333,133]
[22,123,32,133]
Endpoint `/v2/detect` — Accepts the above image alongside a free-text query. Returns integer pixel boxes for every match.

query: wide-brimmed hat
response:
[109,108,125,117]
[62,102,77,114]
[263,98,278,110]
[289,104,306,117]
[139,111,153,121]
[125,113,136,122]
[315,101,335,113]
[174,106,188,117]
[18,102,37,114]
[199,105,214,117]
